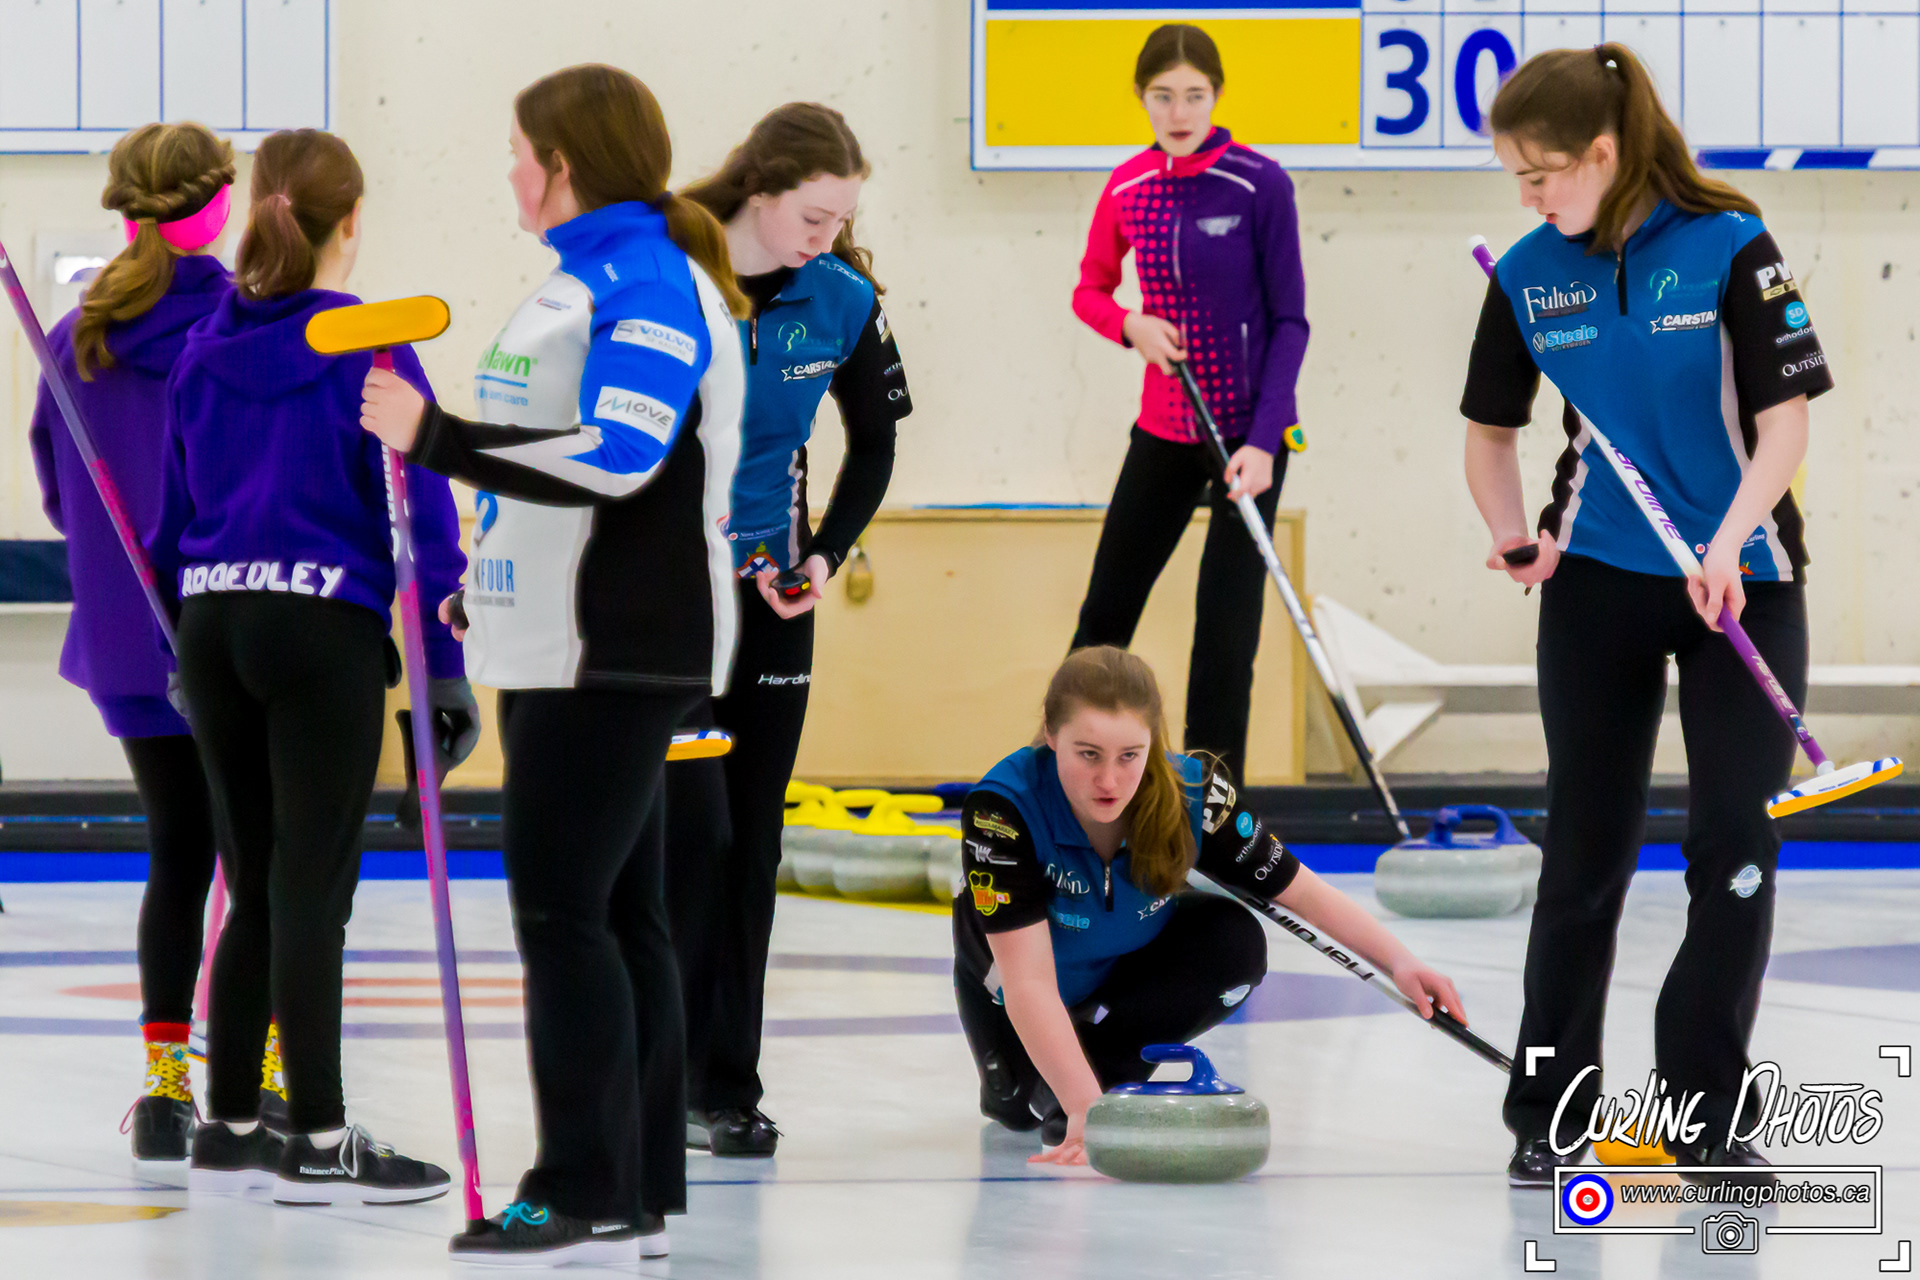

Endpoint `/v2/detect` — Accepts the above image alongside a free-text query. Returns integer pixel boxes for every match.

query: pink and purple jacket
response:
[1073,127,1309,454]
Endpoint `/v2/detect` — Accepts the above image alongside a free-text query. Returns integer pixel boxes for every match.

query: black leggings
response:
[123,734,219,1029]
[1071,425,1288,782]
[1504,554,1808,1149]
[954,893,1268,1122]
[177,594,388,1132]
[501,686,700,1221]
[665,582,812,1113]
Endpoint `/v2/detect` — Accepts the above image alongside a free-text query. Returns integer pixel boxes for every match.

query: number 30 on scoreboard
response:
[1364,8,1517,150]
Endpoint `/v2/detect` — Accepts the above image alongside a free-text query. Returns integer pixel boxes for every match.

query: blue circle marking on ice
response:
[1785,301,1809,329]
[1236,811,1254,838]
[1562,1172,1614,1226]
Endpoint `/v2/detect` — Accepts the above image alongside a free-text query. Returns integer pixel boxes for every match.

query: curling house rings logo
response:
[1562,1173,1614,1226]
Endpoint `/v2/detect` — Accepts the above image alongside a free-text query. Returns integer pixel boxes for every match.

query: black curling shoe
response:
[1678,1137,1777,1187]
[189,1121,286,1194]
[449,1202,669,1266]
[273,1125,450,1205]
[1507,1137,1590,1188]
[693,1106,780,1157]
[129,1095,195,1166]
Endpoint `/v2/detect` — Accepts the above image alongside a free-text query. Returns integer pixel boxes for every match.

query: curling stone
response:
[1374,804,1543,919]
[1594,1115,1674,1166]
[1083,1045,1270,1183]
[832,795,958,901]
[780,784,885,894]
[927,837,964,903]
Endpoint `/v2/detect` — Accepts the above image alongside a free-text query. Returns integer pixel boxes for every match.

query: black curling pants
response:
[1503,554,1808,1152]
[177,594,388,1133]
[665,582,813,1114]
[1071,425,1288,783]
[954,893,1269,1124]
[122,733,219,1029]
[501,686,700,1221]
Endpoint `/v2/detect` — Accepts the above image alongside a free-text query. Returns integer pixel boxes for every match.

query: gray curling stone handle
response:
[1426,804,1524,846]
[1109,1044,1244,1096]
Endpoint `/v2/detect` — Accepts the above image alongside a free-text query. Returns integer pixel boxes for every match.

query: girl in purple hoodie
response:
[27,122,274,1167]
[146,129,470,1205]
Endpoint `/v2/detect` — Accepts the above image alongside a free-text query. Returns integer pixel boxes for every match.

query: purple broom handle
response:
[1469,237,1831,772]
[374,350,484,1224]
[0,238,176,647]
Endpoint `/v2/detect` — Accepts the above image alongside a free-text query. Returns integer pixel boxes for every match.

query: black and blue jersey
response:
[1462,201,1833,583]
[728,253,910,576]
[953,746,1299,1007]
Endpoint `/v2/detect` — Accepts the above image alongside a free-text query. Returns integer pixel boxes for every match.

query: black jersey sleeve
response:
[808,297,910,573]
[1723,231,1835,413]
[1194,762,1300,899]
[959,793,1052,934]
[1460,273,1541,428]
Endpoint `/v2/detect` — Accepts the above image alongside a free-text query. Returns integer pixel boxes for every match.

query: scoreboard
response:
[972,0,1920,169]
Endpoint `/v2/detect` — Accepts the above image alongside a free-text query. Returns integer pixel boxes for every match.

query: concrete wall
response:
[3,0,1916,778]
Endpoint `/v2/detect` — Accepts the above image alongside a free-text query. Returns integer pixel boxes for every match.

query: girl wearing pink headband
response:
[123,182,233,252]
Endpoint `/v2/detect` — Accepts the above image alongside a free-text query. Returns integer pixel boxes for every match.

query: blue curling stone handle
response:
[1108,1044,1244,1096]
[1422,804,1524,849]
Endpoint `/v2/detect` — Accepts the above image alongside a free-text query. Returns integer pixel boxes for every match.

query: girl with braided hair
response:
[27,121,294,1166]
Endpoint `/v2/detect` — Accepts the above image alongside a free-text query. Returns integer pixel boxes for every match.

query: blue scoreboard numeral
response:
[1453,29,1518,136]
[1375,29,1430,137]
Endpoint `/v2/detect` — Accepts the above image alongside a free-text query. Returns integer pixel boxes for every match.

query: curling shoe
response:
[189,1120,285,1194]
[449,1202,669,1266]
[1508,1137,1590,1188]
[128,1036,196,1166]
[273,1124,450,1205]
[1678,1137,1777,1188]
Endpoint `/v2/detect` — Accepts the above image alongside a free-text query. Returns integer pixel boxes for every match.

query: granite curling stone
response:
[780,785,891,895]
[1373,804,1543,919]
[1083,1045,1270,1183]
[831,794,957,901]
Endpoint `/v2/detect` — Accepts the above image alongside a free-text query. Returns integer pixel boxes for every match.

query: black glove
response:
[429,677,480,772]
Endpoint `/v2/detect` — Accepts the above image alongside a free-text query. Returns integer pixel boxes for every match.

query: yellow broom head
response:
[1767,758,1904,819]
[305,295,450,356]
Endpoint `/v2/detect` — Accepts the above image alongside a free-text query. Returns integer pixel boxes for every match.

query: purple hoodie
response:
[146,286,465,679]
[29,255,231,738]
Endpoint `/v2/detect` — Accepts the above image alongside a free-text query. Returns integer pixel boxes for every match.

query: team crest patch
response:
[972,810,1019,840]
[969,871,1010,916]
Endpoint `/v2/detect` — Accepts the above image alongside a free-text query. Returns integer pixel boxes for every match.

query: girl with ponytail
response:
[953,646,1463,1165]
[150,126,468,1205]
[359,63,748,1263]
[1463,44,1831,1185]
[29,120,237,1167]
[666,102,912,1160]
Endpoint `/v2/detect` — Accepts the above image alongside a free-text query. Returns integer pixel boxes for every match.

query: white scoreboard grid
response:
[0,0,333,154]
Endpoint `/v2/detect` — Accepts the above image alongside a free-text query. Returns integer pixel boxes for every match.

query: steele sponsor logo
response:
[611,318,699,365]
[1050,907,1092,931]
[1532,324,1599,354]
[782,358,839,381]
[1523,281,1598,322]
[593,386,677,441]
[1650,309,1717,334]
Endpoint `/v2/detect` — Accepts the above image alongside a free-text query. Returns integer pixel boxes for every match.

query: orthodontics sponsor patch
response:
[593,386,677,441]
[611,318,699,365]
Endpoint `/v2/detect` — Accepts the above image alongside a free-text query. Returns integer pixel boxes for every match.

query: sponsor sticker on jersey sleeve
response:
[592,386,678,442]
[611,318,700,365]
[972,810,1020,840]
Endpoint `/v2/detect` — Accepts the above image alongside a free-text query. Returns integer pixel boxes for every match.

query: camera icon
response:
[1701,1210,1759,1254]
